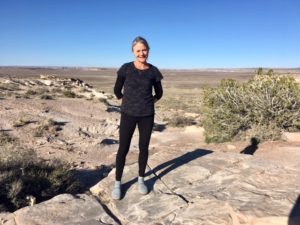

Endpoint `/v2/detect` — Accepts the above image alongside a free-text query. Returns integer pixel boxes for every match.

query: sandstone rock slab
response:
[0,194,118,225]
[91,148,300,225]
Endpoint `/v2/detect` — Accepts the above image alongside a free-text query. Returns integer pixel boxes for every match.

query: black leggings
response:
[115,113,154,181]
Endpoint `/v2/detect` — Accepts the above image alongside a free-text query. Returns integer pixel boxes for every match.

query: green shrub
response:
[202,73,300,143]
[25,89,37,95]
[63,90,76,98]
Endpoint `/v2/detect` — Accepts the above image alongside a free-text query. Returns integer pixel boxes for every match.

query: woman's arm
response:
[114,75,125,99]
[153,81,163,102]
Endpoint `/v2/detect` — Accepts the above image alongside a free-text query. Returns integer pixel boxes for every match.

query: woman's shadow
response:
[122,148,213,198]
[289,194,300,225]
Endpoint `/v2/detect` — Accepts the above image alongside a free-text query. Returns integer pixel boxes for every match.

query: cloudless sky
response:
[0,0,299,69]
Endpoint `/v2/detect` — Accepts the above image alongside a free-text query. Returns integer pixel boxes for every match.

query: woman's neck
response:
[134,61,149,70]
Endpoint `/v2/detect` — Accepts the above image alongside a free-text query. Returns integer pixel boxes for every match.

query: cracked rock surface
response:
[90,148,300,225]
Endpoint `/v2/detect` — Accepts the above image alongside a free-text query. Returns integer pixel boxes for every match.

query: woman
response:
[112,36,163,200]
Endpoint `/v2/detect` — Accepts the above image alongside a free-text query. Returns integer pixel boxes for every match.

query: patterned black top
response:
[114,62,163,117]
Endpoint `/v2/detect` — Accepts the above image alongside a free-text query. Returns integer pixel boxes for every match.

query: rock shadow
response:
[74,165,113,191]
[106,103,121,113]
[13,120,39,128]
[53,121,69,127]
[100,138,119,145]
[50,121,69,132]
[289,194,300,225]
[0,129,12,132]
[122,148,213,197]
[153,123,166,132]
[240,137,259,155]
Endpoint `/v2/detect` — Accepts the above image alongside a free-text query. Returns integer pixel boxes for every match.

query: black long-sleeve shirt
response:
[114,62,163,116]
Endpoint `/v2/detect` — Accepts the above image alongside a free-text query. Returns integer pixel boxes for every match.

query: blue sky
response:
[0,0,299,69]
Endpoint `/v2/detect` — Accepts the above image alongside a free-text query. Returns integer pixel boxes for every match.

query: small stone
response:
[282,132,300,143]
[227,144,236,150]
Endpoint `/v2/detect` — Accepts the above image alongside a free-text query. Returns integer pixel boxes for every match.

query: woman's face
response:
[132,42,148,63]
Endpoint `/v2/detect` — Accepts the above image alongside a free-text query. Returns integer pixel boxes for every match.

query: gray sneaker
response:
[138,182,148,195]
[112,181,121,200]
[138,177,148,195]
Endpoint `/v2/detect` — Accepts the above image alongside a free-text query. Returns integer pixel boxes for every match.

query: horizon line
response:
[1,65,299,71]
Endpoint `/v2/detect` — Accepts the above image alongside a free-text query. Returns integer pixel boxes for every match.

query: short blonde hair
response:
[131,36,150,51]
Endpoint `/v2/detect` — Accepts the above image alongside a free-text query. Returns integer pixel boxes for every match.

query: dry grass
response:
[0,131,17,148]
[13,117,33,128]
[0,131,82,212]
[25,89,37,95]
[0,83,21,92]
[164,114,196,127]
[157,88,203,114]
[33,119,61,137]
